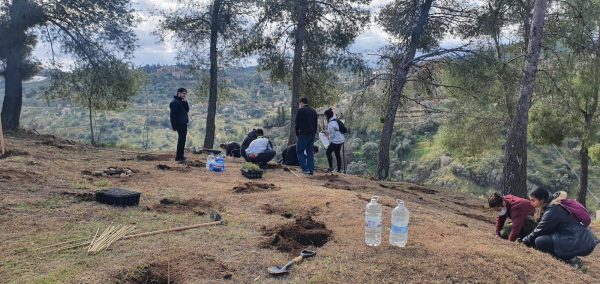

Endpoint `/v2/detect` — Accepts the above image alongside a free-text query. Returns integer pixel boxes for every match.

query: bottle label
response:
[391,225,408,234]
[365,216,382,229]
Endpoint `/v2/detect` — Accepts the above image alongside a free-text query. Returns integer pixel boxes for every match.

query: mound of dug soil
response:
[0,149,29,159]
[136,154,173,161]
[156,164,192,173]
[183,160,205,168]
[60,191,95,202]
[82,167,137,178]
[233,182,279,193]
[147,198,215,215]
[262,215,332,254]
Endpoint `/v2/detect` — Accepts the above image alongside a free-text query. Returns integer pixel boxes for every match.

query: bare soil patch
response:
[0,168,39,183]
[183,160,205,168]
[60,191,96,202]
[356,194,395,208]
[38,137,76,149]
[260,203,294,219]
[261,215,332,254]
[260,204,320,219]
[82,167,137,178]
[146,198,215,215]
[452,200,486,210]
[233,182,279,193]
[311,174,364,191]
[136,154,173,161]
[407,185,437,194]
[0,149,29,159]
[156,164,192,173]
[456,212,495,224]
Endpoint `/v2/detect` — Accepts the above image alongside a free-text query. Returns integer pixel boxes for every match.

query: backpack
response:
[333,119,348,134]
[558,199,592,227]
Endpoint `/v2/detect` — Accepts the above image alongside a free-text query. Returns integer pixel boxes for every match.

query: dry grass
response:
[0,134,599,283]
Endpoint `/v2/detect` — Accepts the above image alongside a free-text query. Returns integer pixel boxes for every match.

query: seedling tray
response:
[241,169,263,179]
[95,188,141,207]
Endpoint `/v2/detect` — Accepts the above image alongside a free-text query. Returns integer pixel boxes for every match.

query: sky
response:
[31,0,467,68]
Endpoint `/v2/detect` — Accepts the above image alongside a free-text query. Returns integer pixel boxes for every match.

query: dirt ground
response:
[1,133,599,283]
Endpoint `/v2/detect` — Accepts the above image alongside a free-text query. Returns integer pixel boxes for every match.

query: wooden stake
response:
[0,119,5,155]
[167,222,171,284]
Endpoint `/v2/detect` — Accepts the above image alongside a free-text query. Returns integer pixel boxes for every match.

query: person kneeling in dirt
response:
[220,142,241,158]
[244,129,276,169]
[521,187,598,268]
[279,144,319,166]
[488,192,535,242]
[241,129,259,159]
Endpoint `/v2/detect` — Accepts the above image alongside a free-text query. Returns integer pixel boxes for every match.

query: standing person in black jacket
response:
[169,88,189,162]
[295,97,318,175]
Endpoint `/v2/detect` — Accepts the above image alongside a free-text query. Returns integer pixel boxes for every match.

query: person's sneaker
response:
[303,170,313,175]
[325,168,334,173]
[566,257,582,269]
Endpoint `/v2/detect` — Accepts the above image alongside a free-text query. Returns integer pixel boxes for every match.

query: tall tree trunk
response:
[1,0,27,131]
[376,0,434,180]
[88,98,95,145]
[2,45,24,131]
[501,0,548,197]
[203,0,222,149]
[287,0,308,146]
[578,141,589,208]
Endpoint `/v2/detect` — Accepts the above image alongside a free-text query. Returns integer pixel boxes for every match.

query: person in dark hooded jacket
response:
[169,88,189,162]
[241,129,258,159]
[521,187,598,267]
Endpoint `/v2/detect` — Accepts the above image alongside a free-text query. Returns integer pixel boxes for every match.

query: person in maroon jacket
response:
[488,192,536,242]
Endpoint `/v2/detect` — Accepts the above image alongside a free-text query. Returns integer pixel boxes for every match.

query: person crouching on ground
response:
[521,187,598,267]
[241,129,258,160]
[488,192,535,242]
[220,142,241,158]
[279,144,319,166]
[323,108,345,173]
[244,129,276,169]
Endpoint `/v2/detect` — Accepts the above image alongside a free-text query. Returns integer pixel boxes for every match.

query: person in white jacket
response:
[323,108,345,173]
[244,129,276,169]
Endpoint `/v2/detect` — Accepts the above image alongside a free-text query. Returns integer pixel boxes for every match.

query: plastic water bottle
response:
[206,154,215,170]
[365,196,382,246]
[390,199,410,247]
[214,156,225,172]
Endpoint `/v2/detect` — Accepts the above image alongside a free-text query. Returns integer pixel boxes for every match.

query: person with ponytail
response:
[487,192,535,242]
[521,187,598,267]
[323,108,345,173]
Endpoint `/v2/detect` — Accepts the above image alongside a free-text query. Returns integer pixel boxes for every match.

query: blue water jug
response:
[212,156,225,172]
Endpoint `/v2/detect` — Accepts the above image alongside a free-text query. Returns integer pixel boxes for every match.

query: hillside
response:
[1,131,599,283]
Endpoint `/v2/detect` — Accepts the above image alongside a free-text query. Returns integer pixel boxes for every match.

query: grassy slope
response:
[0,133,599,283]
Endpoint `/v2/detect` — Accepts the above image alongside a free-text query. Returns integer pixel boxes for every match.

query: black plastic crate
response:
[241,169,263,179]
[95,188,141,207]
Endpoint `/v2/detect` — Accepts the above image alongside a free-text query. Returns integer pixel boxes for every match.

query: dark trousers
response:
[297,135,315,173]
[326,143,343,171]
[247,149,276,169]
[176,125,187,161]
[534,235,556,257]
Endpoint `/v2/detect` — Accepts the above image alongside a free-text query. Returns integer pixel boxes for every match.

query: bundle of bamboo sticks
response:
[87,225,137,254]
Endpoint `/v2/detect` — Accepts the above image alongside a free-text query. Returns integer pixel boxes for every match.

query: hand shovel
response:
[268,249,316,276]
